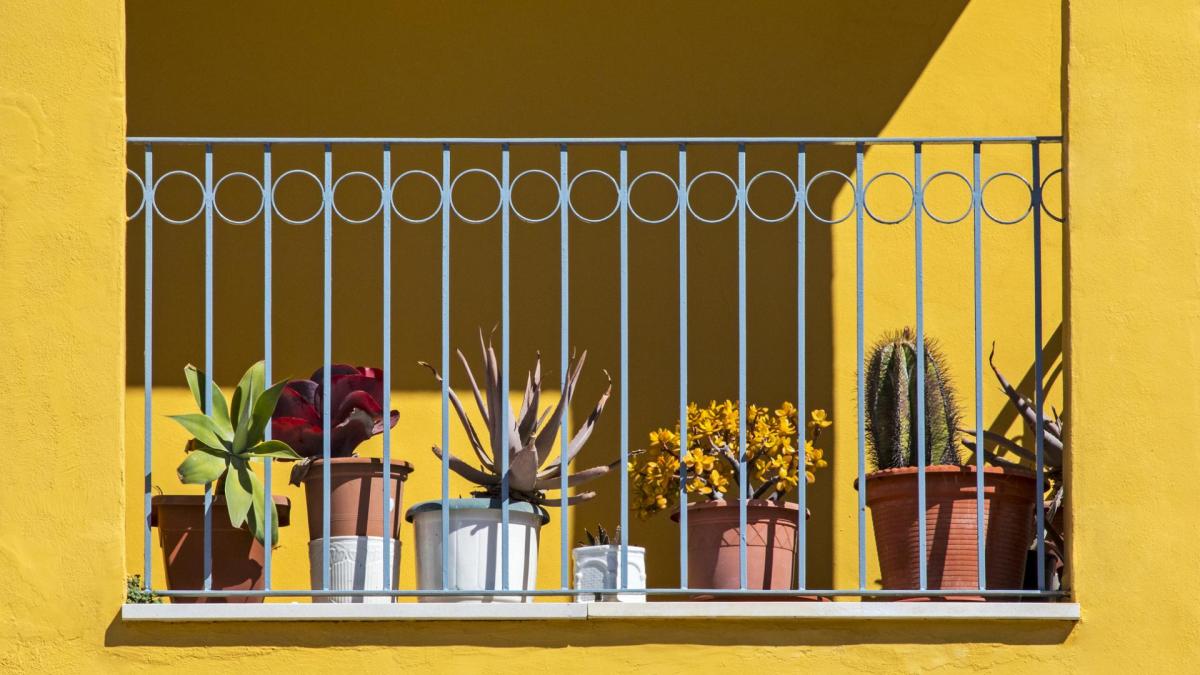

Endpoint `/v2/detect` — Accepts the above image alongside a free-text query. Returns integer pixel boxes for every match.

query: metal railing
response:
[128,135,1065,601]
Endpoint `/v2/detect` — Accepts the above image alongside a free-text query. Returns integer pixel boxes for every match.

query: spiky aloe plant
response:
[578,524,621,547]
[419,330,616,505]
[864,328,962,470]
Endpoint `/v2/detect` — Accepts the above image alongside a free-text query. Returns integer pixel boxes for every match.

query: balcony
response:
[123,135,1071,619]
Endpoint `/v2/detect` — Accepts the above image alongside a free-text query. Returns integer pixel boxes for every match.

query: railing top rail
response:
[127,135,1063,145]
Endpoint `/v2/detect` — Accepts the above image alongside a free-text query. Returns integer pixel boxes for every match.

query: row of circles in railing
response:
[126,167,1063,226]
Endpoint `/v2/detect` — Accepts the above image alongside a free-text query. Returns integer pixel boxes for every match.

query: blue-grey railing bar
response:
[973,142,987,589]
[142,143,153,591]
[796,143,807,590]
[321,144,333,592]
[130,135,1064,603]
[914,143,929,591]
[128,135,1061,145]
[677,143,689,589]
[559,144,570,590]
[381,144,393,590]
[262,143,274,590]
[203,143,214,592]
[500,144,512,591]
[153,587,1065,598]
[439,144,451,591]
[736,144,749,590]
[1031,142,1047,592]
[618,144,630,590]
[855,142,867,591]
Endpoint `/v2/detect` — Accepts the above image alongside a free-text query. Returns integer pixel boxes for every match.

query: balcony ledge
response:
[122,601,1080,622]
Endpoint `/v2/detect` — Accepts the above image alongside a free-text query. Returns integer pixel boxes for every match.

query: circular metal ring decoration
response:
[863,171,915,225]
[567,169,621,223]
[449,168,504,224]
[627,170,680,224]
[331,171,385,224]
[745,170,799,223]
[389,170,443,224]
[508,169,561,223]
[212,171,266,225]
[804,170,856,225]
[271,169,326,225]
[151,170,207,225]
[1039,168,1064,223]
[921,170,974,224]
[685,170,739,224]
[980,171,1033,225]
[127,168,147,221]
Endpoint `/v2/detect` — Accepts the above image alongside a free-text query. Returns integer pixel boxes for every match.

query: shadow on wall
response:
[125,1,968,592]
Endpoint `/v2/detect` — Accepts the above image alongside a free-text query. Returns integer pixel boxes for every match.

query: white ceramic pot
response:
[307,535,400,603]
[406,498,549,603]
[572,545,647,603]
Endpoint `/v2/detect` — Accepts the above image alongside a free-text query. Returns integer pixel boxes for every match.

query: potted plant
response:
[962,344,1066,593]
[408,332,616,602]
[572,525,645,603]
[856,329,1038,599]
[153,361,299,603]
[628,400,831,597]
[271,364,413,603]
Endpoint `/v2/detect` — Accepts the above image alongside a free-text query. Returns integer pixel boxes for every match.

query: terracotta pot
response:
[671,499,804,597]
[858,465,1037,599]
[151,494,291,604]
[300,457,414,539]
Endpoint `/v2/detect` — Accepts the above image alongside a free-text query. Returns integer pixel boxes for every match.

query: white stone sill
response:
[122,601,1080,622]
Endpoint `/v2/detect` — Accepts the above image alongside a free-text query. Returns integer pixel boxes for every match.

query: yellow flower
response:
[808,409,832,429]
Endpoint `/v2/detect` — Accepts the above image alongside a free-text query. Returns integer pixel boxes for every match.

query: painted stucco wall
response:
[0,0,1197,672]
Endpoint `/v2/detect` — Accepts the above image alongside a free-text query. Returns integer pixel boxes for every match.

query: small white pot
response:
[407,499,549,603]
[307,536,400,604]
[572,545,647,603]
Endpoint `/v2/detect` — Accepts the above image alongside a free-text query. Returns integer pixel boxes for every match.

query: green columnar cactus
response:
[864,328,962,470]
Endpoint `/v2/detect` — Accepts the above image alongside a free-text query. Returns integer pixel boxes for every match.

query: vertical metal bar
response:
[973,142,987,590]
[262,143,273,590]
[796,143,807,590]
[440,144,452,591]
[381,144,393,593]
[500,144,512,591]
[1031,141,1047,592]
[618,144,630,589]
[914,142,928,591]
[736,143,748,591]
[559,144,570,591]
[142,143,153,590]
[203,143,214,593]
[677,143,689,589]
[856,142,867,591]
[322,143,333,592]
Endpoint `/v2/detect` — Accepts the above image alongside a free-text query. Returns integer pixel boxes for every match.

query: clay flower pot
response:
[671,499,803,598]
[858,465,1037,599]
[300,457,414,602]
[151,494,291,604]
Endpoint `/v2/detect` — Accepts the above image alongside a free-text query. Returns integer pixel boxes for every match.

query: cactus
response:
[864,328,962,470]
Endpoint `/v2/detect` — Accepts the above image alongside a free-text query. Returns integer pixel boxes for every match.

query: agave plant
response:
[270,365,399,484]
[419,331,616,505]
[864,328,962,470]
[577,524,621,548]
[170,361,302,544]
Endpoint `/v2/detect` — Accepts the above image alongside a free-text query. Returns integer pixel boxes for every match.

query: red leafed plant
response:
[271,364,399,483]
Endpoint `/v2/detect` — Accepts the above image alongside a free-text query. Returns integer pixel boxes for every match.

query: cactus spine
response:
[864,328,962,470]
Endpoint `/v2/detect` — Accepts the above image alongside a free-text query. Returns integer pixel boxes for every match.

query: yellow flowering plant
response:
[628,401,831,519]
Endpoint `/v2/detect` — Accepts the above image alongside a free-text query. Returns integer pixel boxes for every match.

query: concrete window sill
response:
[122,601,1081,622]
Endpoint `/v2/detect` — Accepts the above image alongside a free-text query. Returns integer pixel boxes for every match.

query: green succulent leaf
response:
[247,379,289,448]
[224,462,255,528]
[169,413,231,451]
[184,365,233,436]
[244,470,276,546]
[176,447,227,485]
[231,361,266,453]
[242,439,303,460]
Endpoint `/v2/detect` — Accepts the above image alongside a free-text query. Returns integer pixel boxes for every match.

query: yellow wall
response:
[2,0,1199,672]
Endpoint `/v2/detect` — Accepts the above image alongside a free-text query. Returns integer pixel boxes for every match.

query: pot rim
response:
[405,497,551,524]
[305,456,414,472]
[571,544,646,555]
[853,464,1037,490]
[669,498,799,522]
[150,494,292,527]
